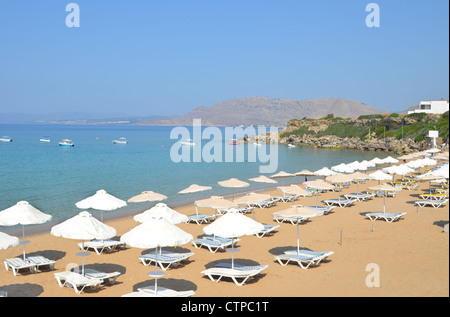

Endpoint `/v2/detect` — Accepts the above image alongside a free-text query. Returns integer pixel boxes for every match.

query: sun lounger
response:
[122,286,195,297]
[271,195,296,203]
[272,214,308,225]
[344,193,374,201]
[323,199,357,208]
[249,200,277,208]
[54,271,103,294]
[26,256,56,271]
[419,193,448,200]
[304,205,336,214]
[83,268,121,284]
[187,213,215,225]
[201,263,268,286]
[274,253,322,269]
[139,251,194,270]
[192,237,234,253]
[284,250,334,264]
[415,199,448,208]
[4,257,37,276]
[255,223,279,238]
[365,212,407,222]
[78,239,125,255]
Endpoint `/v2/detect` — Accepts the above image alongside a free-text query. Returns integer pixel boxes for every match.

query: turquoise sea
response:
[0,124,392,235]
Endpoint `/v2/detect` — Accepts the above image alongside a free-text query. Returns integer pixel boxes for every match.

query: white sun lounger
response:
[54,271,103,294]
[302,205,336,214]
[249,200,277,208]
[415,199,448,208]
[4,258,37,276]
[323,199,357,208]
[283,250,334,264]
[192,237,234,253]
[274,253,322,269]
[255,224,279,238]
[78,239,125,255]
[201,263,268,286]
[187,214,216,225]
[27,256,56,271]
[83,268,121,284]
[271,195,296,203]
[419,193,448,200]
[272,214,308,225]
[139,251,194,270]
[122,286,195,297]
[365,212,407,222]
[344,193,374,201]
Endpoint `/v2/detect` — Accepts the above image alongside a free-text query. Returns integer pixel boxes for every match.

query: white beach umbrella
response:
[381,156,399,165]
[405,159,424,169]
[272,206,323,254]
[331,163,354,174]
[134,203,189,224]
[303,180,335,207]
[0,231,20,250]
[360,160,376,168]
[51,211,116,275]
[249,175,278,184]
[76,189,127,222]
[294,170,317,181]
[120,218,193,295]
[218,178,250,199]
[369,157,385,165]
[369,170,393,184]
[203,212,264,269]
[0,201,52,260]
[326,173,355,201]
[270,171,295,186]
[314,167,337,178]
[349,161,368,171]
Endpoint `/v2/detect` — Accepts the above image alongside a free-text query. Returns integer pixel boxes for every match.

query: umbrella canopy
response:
[347,161,368,171]
[248,175,278,184]
[128,191,168,203]
[51,211,116,241]
[195,196,238,210]
[277,185,312,197]
[0,201,52,260]
[233,192,272,205]
[0,231,20,250]
[51,211,116,275]
[332,164,355,173]
[314,167,337,177]
[203,212,264,239]
[121,218,193,249]
[349,171,370,181]
[303,180,335,191]
[326,173,355,184]
[381,156,399,164]
[360,160,376,168]
[218,178,250,188]
[295,169,317,181]
[369,157,385,165]
[133,203,189,224]
[76,189,127,222]
[178,184,212,195]
[367,184,402,213]
[0,201,52,226]
[270,171,295,178]
[369,170,392,182]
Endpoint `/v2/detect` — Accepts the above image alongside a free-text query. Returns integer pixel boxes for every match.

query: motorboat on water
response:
[228,139,239,145]
[40,136,51,143]
[59,139,74,147]
[287,144,296,148]
[180,139,196,146]
[112,137,128,144]
[0,136,12,142]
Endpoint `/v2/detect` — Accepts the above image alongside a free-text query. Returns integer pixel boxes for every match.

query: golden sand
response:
[0,179,448,297]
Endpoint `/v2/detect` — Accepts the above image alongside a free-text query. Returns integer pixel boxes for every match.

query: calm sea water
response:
[0,124,391,234]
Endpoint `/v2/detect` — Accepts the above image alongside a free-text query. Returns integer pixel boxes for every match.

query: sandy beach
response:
[0,178,448,298]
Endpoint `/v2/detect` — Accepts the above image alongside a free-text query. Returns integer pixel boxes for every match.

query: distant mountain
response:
[137,96,388,126]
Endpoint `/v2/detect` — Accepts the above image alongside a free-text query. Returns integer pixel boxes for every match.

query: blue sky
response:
[0,0,448,116]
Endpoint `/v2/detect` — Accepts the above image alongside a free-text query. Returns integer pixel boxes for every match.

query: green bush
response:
[389,113,399,117]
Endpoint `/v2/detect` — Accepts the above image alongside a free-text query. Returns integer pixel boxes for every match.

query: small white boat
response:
[181,139,196,146]
[288,144,296,148]
[112,137,128,144]
[59,139,74,147]
[0,136,12,142]
[40,137,51,143]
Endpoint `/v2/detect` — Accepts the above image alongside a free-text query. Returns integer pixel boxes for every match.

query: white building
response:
[408,100,449,115]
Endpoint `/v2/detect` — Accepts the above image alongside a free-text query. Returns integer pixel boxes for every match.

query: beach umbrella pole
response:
[20,225,30,260]
[148,246,165,295]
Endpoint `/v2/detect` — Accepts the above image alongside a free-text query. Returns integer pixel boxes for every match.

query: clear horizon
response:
[0,1,448,117]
